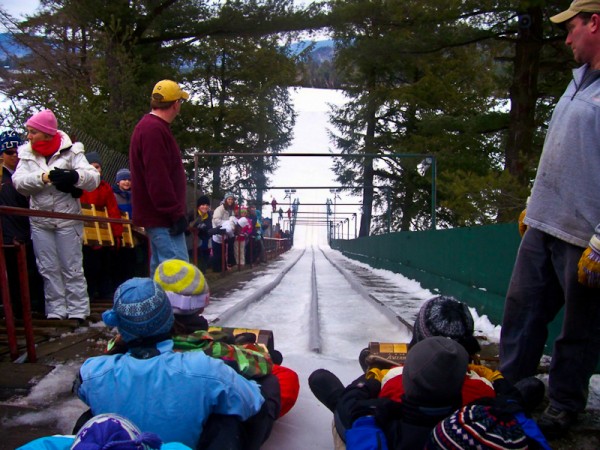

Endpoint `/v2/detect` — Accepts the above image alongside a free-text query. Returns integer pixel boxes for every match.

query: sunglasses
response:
[2,150,17,156]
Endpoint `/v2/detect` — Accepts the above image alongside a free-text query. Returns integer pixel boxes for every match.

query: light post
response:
[284,189,296,207]
[352,213,357,239]
[345,218,350,239]
[418,157,437,230]
[326,198,333,242]
[385,186,391,234]
[329,188,341,230]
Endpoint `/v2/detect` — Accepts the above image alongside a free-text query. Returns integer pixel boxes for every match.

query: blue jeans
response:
[145,227,189,276]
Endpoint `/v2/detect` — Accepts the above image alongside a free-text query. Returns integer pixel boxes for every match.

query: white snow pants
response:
[31,224,90,319]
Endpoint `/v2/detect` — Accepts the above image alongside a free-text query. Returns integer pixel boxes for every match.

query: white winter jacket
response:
[13,130,100,229]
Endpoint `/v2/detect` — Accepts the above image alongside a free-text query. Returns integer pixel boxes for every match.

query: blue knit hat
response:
[116,168,131,183]
[223,192,235,202]
[0,131,23,154]
[102,278,174,343]
[72,413,163,449]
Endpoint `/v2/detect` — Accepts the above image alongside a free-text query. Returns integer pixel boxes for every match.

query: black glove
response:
[336,375,382,430]
[169,215,188,236]
[53,182,74,193]
[208,227,225,237]
[70,187,83,198]
[349,398,383,423]
[48,168,79,186]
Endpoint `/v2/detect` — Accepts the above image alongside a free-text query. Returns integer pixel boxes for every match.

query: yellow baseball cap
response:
[151,79,190,102]
[550,0,600,24]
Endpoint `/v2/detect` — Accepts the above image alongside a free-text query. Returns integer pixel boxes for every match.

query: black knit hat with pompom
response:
[409,295,480,355]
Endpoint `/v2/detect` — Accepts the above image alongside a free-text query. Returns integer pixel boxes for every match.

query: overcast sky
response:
[2,0,314,19]
[2,0,40,18]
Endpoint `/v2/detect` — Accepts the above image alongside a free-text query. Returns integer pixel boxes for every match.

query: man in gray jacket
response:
[499,0,600,439]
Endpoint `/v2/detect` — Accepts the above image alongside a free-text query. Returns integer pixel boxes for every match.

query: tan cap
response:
[151,80,190,102]
[550,0,600,24]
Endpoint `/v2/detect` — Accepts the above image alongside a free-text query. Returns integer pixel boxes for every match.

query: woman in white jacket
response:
[211,192,236,272]
[13,110,100,321]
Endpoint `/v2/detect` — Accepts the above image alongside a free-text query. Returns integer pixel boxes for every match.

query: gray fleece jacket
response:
[525,64,600,248]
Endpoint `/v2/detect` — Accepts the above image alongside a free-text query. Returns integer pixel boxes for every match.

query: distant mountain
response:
[0,33,30,69]
[290,39,334,62]
[0,33,30,58]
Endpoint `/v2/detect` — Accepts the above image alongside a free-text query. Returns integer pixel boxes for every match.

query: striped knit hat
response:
[72,413,163,449]
[426,404,528,450]
[102,278,174,343]
[154,259,210,315]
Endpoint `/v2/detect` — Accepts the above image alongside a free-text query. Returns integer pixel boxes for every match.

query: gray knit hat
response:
[410,296,480,355]
[403,336,468,407]
[85,151,102,166]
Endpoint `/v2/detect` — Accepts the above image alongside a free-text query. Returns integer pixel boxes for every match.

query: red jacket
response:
[80,180,123,237]
[379,368,496,406]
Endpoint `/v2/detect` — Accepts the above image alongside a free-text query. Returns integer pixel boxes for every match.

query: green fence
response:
[331,223,564,356]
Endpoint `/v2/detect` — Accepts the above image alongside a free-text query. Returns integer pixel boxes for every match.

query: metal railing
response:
[1,206,290,362]
[0,205,133,362]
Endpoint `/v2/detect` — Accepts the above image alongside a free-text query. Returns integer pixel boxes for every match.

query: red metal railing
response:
[0,205,133,362]
[1,205,290,362]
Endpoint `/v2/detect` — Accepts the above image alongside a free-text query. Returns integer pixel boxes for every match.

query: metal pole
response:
[431,157,437,230]
[194,154,198,210]
[0,221,18,360]
[387,187,391,234]
[16,242,36,362]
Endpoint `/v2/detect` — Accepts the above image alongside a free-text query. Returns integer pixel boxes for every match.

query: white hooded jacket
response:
[13,130,100,228]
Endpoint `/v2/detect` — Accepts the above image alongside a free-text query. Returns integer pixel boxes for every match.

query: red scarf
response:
[32,133,61,157]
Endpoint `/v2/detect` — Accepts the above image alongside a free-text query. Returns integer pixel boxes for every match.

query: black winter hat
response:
[197,195,210,207]
[403,336,468,407]
[85,151,102,166]
[410,296,480,355]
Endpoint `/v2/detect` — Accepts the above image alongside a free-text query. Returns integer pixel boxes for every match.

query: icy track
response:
[214,247,424,449]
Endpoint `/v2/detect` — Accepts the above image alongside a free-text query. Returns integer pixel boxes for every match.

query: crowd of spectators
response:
[0,80,292,325]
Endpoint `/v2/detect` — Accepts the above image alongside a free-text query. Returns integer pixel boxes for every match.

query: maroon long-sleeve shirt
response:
[129,113,187,228]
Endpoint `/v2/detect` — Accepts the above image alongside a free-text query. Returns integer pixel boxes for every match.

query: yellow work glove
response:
[518,209,527,237]
[468,363,504,382]
[578,234,600,288]
[366,367,390,382]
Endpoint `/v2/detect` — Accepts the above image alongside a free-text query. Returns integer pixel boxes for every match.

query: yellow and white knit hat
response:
[154,259,209,315]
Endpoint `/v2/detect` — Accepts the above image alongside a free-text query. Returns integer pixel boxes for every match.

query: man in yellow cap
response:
[499,0,600,439]
[129,80,191,275]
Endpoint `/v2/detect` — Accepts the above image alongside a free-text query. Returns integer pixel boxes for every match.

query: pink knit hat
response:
[26,109,58,136]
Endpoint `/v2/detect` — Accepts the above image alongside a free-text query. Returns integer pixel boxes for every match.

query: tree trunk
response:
[505,5,543,183]
[359,100,377,237]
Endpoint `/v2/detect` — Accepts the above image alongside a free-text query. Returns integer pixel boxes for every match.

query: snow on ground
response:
[3,243,600,448]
